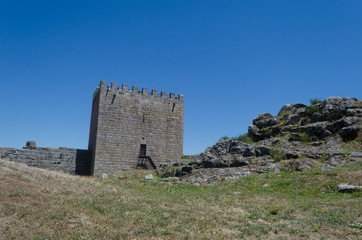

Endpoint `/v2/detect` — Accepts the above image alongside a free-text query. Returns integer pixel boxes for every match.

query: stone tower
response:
[88,81,184,175]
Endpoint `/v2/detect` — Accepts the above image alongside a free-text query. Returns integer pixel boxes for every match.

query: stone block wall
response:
[0,143,91,175]
[88,81,184,175]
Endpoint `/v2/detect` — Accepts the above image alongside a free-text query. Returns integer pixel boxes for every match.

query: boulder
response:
[230,158,250,167]
[248,124,260,142]
[255,146,271,156]
[253,113,273,125]
[229,141,255,156]
[278,103,306,116]
[338,125,361,141]
[321,155,345,171]
[285,114,300,125]
[320,97,356,121]
[337,184,362,193]
[144,174,153,180]
[285,158,316,171]
[346,108,362,117]
[349,152,362,162]
[254,117,279,129]
[301,121,330,139]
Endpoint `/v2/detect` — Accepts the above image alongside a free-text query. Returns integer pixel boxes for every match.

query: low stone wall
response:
[0,144,91,175]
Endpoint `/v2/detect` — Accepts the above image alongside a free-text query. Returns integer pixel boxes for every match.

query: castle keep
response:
[0,81,184,175]
[88,81,184,175]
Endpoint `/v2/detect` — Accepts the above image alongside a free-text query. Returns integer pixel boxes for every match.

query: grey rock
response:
[144,174,153,180]
[230,158,249,167]
[300,121,330,139]
[322,155,346,171]
[338,125,361,142]
[248,124,260,142]
[320,97,356,121]
[253,113,273,125]
[283,150,299,159]
[255,146,271,156]
[285,114,300,125]
[285,158,316,171]
[349,152,362,162]
[278,103,307,116]
[254,117,279,129]
[346,108,362,117]
[229,141,255,157]
[311,112,325,123]
[337,184,362,193]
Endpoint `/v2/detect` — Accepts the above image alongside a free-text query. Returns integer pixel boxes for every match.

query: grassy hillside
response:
[0,159,361,239]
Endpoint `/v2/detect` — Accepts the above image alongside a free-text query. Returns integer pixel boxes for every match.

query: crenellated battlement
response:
[97,80,184,100]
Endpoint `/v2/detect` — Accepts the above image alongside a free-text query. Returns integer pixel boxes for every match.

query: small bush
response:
[219,136,229,141]
[260,127,270,133]
[280,111,290,117]
[300,132,310,143]
[233,133,253,144]
[270,149,284,162]
[309,98,322,105]
[270,205,279,215]
[305,106,319,115]
[289,134,301,141]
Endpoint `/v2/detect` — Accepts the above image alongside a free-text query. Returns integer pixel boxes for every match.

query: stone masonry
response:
[88,81,184,175]
[0,142,91,175]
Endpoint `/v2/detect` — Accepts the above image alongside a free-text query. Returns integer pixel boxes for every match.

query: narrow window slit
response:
[111,95,116,105]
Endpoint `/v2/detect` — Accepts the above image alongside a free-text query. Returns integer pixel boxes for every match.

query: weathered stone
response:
[255,146,271,156]
[337,184,362,193]
[346,108,362,117]
[229,141,255,157]
[300,121,330,139]
[248,124,260,142]
[278,103,306,116]
[338,125,361,142]
[321,155,346,171]
[0,144,91,175]
[144,174,153,180]
[285,114,300,125]
[230,158,249,167]
[320,97,356,121]
[284,158,316,171]
[254,117,279,129]
[253,113,273,125]
[349,152,362,162]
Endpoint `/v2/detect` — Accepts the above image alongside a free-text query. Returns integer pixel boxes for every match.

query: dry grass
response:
[0,159,361,239]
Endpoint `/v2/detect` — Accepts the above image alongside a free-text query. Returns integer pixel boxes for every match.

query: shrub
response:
[270,205,279,215]
[300,132,311,143]
[234,133,253,144]
[260,127,270,133]
[305,106,319,115]
[289,134,301,141]
[309,98,322,105]
[280,111,290,117]
[219,136,229,141]
[270,149,284,162]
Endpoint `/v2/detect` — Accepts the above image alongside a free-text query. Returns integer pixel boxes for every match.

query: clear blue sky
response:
[1,0,361,155]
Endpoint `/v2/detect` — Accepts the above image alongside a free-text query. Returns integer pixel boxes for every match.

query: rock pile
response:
[158,97,361,184]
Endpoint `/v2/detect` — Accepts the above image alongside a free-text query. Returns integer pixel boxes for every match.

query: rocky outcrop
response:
[248,97,361,142]
[158,97,361,184]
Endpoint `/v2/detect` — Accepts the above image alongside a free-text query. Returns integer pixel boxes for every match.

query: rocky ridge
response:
[158,97,362,184]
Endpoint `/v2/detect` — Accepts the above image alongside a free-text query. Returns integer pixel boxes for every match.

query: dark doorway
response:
[140,144,147,157]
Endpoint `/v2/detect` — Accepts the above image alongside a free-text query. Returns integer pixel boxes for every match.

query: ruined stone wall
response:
[89,81,184,175]
[0,144,91,175]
